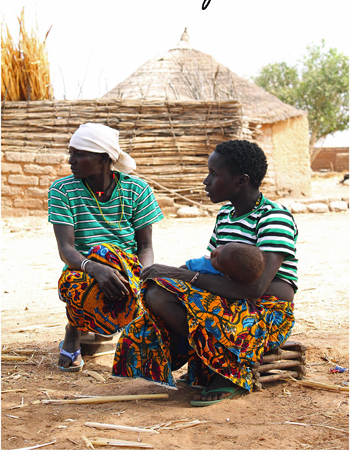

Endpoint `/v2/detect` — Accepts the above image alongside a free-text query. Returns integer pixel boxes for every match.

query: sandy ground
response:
[1,174,349,450]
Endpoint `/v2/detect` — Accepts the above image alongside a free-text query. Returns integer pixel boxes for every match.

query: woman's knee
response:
[144,281,164,313]
[144,281,179,315]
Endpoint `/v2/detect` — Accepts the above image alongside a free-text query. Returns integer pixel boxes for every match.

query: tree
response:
[253,41,349,162]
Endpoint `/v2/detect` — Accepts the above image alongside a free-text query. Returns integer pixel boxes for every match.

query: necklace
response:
[229,193,262,219]
[86,173,115,197]
[85,174,125,230]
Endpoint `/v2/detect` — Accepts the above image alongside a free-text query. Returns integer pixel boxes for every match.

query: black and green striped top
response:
[207,194,298,291]
[48,172,164,256]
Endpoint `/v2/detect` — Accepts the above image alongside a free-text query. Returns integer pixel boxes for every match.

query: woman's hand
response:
[86,261,129,300]
[141,263,190,281]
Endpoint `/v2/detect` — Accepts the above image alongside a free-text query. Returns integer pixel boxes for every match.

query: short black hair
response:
[215,140,268,188]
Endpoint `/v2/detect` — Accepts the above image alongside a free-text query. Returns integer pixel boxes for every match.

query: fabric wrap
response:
[69,123,136,174]
[58,243,142,335]
[112,277,295,391]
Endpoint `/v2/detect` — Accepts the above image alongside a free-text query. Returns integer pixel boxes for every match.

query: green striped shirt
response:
[207,194,298,291]
[48,172,163,255]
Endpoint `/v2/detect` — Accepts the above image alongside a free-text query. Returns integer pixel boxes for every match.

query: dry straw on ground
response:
[1,8,53,101]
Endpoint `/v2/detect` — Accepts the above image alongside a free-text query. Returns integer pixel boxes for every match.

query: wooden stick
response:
[85,421,159,434]
[258,360,304,373]
[258,371,299,383]
[288,379,349,393]
[13,323,60,332]
[90,437,153,448]
[15,441,56,450]
[42,393,169,405]
[82,435,95,450]
[1,355,27,361]
[1,389,28,393]
[83,370,106,383]
[134,173,212,211]
[285,421,348,434]
[89,350,115,358]
[262,350,304,363]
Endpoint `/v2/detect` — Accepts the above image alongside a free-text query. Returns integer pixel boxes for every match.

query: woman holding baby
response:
[113,140,298,406]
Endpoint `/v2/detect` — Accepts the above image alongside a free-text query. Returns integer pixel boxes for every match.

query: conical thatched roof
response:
[103,28,306,124]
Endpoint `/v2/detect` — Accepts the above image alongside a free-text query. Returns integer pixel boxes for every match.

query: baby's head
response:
[210,242,266,284]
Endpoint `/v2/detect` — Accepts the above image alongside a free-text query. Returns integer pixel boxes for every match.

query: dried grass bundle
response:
[1,8,53,101]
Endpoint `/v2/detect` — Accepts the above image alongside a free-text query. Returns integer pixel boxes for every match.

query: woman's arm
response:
[135,225,154,268]
[141,251,288,300]
[53,224,129,299]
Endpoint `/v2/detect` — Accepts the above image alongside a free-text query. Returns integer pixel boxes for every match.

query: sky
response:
[1,0,349,147]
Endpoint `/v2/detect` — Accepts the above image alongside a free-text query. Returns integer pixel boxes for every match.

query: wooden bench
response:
[252,341,307,391]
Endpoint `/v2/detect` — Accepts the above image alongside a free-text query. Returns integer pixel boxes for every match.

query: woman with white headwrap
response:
[48,123,163,371]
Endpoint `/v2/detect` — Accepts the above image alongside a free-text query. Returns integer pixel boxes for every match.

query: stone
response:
[1,163,23,174]
[23,164,54,175]
[25,187,49,197]
[39,175,58,186]
[176,206,201,218]
[329,201,348,212]
[13,198,43,209]
[290,202,308,214]
[156,196,175,208]
[307,203,329,213]
[35,154,67,164]
[5,152,36,163]
[160,206,177,215]
[1,185,22,196]
[8,175,39,185]
[299,197,329,205]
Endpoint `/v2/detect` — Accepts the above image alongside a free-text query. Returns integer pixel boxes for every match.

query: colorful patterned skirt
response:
[112,278,295,391]
[58,244,142,335]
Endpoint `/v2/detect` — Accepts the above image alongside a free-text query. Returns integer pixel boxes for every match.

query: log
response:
[259,360,304,372]
[262,350,304,364]
[89,437,153,448]
[258,371,299,383]
[85,421,159,434]
[42,393,169,404]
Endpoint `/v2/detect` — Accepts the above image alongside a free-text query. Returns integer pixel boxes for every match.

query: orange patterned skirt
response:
[58,244,142,335]
[112,277,295,391]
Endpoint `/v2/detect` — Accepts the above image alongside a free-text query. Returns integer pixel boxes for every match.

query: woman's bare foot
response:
[192,373,245,403]
[58,323,82,368]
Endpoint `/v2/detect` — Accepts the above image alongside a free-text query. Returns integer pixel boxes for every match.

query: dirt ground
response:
[1,174,349,450]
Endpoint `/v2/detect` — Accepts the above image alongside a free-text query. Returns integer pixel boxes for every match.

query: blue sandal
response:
[190,386,246,407]
[59,340,84,372]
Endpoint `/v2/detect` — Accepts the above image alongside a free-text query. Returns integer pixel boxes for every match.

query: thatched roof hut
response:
[104,29,311,198]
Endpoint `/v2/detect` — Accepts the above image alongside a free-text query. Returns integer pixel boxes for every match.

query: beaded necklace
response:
[86,173,115,197]
[85,174,124,230]
[229,193,262,220]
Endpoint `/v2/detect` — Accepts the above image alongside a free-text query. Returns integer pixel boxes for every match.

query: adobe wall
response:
[269,116,311,197]
[1,151,71,217]
[311,147,349,172]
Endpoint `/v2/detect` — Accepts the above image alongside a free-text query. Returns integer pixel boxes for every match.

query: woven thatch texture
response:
[1,9,53,101]
[2,98,261,206]
[104,30,306,125]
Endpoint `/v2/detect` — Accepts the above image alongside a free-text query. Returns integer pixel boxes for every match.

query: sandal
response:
[176,373,206,389]
[190,386,246,407]
[59,340,84,372]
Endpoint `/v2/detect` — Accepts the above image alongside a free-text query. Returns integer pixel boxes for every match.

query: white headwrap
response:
[69,123,136,174]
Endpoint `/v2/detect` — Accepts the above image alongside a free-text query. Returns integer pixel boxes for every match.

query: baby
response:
[186,242,266,285]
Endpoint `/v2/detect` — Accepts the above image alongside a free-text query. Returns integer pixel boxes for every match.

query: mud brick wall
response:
[311,147,349,172]
[1,151,70,217]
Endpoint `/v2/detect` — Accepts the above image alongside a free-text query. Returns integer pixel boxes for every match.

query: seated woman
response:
[112,139,298,406]
[48,123,163,371]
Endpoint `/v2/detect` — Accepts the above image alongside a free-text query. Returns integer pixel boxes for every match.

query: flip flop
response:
[59,340,84,372]
[176,375,206,389]
[190,386,246,407]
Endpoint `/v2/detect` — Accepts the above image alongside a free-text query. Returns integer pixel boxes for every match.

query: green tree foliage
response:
[253,41,349,162]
